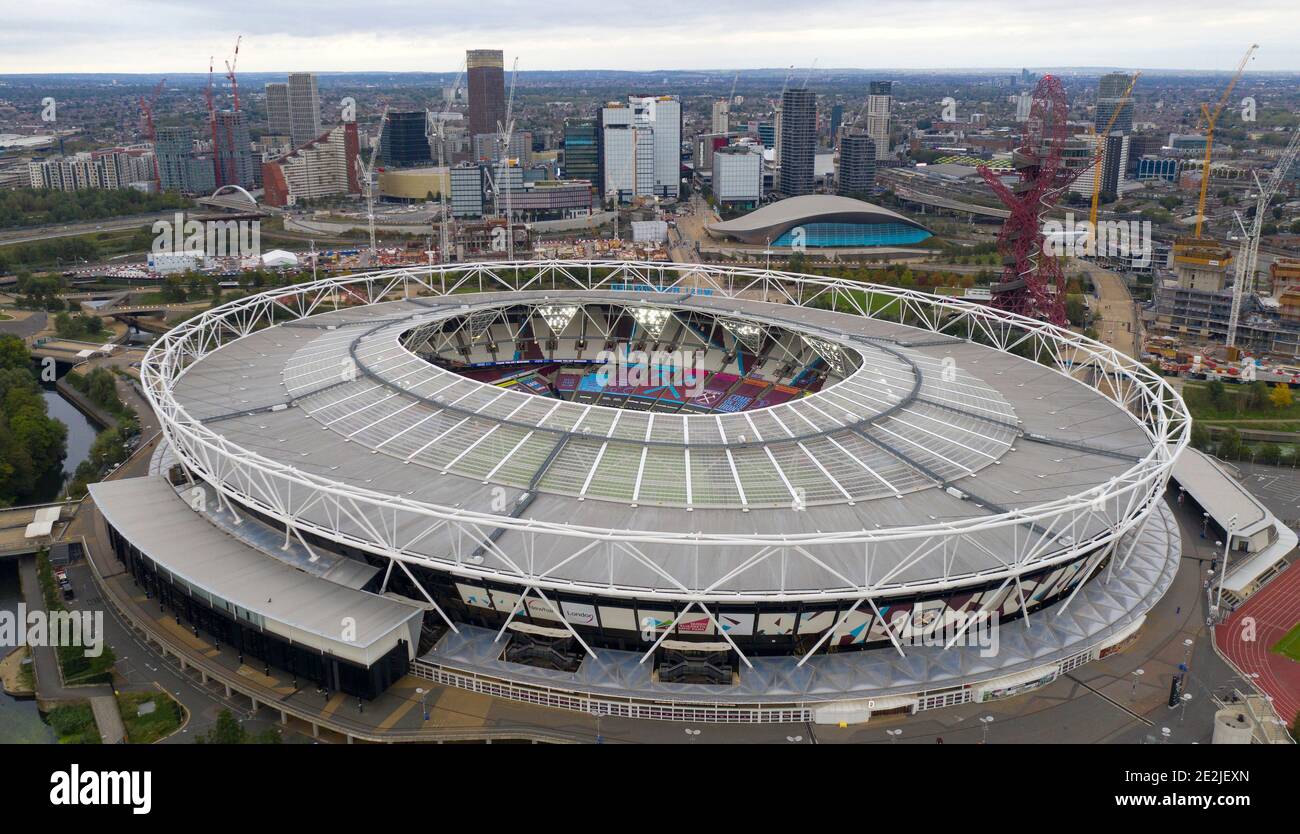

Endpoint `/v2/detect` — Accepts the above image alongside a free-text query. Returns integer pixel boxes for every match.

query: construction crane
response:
[220,35,244,188]
[1226,121,1300,348]
[138,77,166,192]
[354,106,389,259]
[426,59,465,167]
[1088,71,1140,236]
[490,57,520,259]
[204,58,223,188]
[1194,44,1258,239]
[224,36,243,111]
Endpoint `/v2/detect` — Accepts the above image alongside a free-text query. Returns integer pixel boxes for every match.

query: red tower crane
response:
[204,57,226,188]
[978,75,1083,326]
[219,35,244,188]
[224,36,242,111]
[139,77,166,192]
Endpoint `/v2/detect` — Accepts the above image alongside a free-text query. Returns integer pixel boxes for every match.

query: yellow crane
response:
[1194,44,1258,238]
[1088,71,1141,235]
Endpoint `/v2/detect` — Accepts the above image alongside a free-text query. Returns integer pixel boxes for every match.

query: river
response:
[0,563,56,743]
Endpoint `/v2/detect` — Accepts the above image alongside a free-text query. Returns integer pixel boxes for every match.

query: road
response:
[0,211,179,246]
[1078,259,1140,358]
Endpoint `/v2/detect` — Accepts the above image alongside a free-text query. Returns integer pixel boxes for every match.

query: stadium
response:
[93,261,1189,724]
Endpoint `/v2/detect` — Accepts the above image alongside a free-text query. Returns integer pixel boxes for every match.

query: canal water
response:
[42,387,100,479]
[0,562,56,743]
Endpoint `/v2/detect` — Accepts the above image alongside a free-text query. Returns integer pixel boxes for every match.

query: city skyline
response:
[3,0,1299,74]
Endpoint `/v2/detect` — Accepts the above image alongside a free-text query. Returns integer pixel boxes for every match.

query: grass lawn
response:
[45,701,101,744]
[1183,380,1300,422]
[1271,621,1300,663]
[117,691,186,743]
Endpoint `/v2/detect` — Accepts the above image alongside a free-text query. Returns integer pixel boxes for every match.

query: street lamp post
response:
[684,728,701,744]
[979,715,994,744]
[1131,668,1145,700]
[415,687,428,722]
[886,728,902,744]
[1214,515,1239,612]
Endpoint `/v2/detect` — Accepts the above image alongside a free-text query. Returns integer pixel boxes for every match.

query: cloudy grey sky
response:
[2,0,1296,74]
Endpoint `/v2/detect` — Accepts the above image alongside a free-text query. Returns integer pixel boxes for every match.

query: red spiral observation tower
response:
[979,75,1083,325]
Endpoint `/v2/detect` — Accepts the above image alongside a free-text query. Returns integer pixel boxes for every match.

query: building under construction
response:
[1148,241,1300,359]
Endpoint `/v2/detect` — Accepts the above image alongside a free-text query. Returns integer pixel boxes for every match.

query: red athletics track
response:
[1216,562,1300,726]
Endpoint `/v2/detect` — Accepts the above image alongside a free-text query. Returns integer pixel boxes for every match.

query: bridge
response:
[888,182,1010,220]
[0,502,76,559]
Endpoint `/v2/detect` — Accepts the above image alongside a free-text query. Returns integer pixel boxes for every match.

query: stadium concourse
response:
[92,261,1191,724]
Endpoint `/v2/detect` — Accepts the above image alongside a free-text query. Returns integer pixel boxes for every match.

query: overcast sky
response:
[2,0,1297,74]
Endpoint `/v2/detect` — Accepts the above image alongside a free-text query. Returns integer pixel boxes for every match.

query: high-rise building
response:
[757,120,775,150]
[837,131,876,197]
[381,111,433,168]
[214,110,255,189]
[778,88,816,197]
[598,104,636,203]
[713,144,761,207]
[287,73,322,149]
[597,97,680,203]
[830,103,844,145]
[630,95,681,199]
[265,82,291,138]
[471,131,531,165]
[562,119,598,184]
[155,126,202,193]
[711,99,730,134]
[261,123,360,207]
[866,81,892,161]
[450,163,486,218]
[467,49,506,139]
[1095,72,1135,135]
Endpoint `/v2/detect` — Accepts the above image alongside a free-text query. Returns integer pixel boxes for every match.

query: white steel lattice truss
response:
[143,261,1190,634]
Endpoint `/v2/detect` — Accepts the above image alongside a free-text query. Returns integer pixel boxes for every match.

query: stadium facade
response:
[94,262,1188,722]
[706,195,932,248]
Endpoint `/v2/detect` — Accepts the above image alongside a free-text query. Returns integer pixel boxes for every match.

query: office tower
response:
[757,120,775,149]
[712,99,730,134]
[713,145,762,207]
[381,111,433,168]
[837,131,876,197]
[265,82,291,138]
[287,72,322,148]
[779,88,816,196]
[450,163,486,218]
[471,131,531,165]
[629,95,680,199]
[563,119,598,184]
[467,49,506,138]
[155,126,197,193]
[1095,72,1135,135]
[830,103,844,144]
[599,104,636,203]
[214,110,255,188]
[866,81,892,161]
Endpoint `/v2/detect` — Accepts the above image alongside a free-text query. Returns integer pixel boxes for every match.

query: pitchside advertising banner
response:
[7,745,1283,818]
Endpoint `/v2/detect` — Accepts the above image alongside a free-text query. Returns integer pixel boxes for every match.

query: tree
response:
[1217,427,1242,460]
[1269,383,1294,410]
[1258,443,1282,465]
[195,709,246,744]
[1206,379,1228,411]
[1190,422,1211,450]
[1246,380,1270,411]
